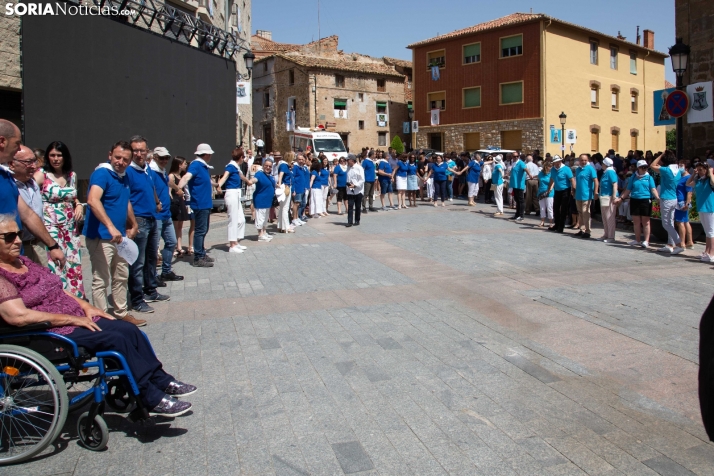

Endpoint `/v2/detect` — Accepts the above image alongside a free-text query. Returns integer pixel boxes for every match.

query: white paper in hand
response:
[116,237,139,265]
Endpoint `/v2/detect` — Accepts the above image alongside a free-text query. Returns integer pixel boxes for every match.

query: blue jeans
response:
[298,192,308,219]
[446,178,454,199]
[129,216,158,307]
[193,209,211,260]
[152,217,177,275]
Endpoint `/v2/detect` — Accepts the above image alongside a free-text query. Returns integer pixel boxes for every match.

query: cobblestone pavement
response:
[10,199,714,475]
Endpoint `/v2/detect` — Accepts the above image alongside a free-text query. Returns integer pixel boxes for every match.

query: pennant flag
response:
[431,65,440,81]
[430,108,440,126]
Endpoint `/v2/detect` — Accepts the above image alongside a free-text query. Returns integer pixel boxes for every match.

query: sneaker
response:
[144,292,170,303]
[596,236,606,241]
[193,258,214,267]
[603,239,615,243]
[149,396,192,417]
[132,302,155,313]
[155,276,167,287]
[672,247,684,254]
[657,246,673,253]
[701,253,713,262]
[229,246,245,253]
[369,207,379,212]
[641,241,649,248]
[160,271,184,281]
[449,198,453,202]
[258,235,272,242]
[203,255,215,263]
[628,240,640,246]
[582,233,591,239]
[164,381,197,397]
[122,315,147,327]
[515,217,524,222]
[235,244,248,250]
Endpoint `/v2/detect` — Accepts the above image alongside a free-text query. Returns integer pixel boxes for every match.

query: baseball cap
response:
[194,143,215,155]
[153,146,170,157]
[603,157,613,167]
[636,160,648,168]
[552,155,562,163]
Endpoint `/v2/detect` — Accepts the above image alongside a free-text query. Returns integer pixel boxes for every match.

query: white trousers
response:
[468,181,479,198]
[255,208,268,231]
[277,193,290,230]
[539,197,554,219]
[225,189,245,241]
[494,184,504,212]
[310,187,324,215]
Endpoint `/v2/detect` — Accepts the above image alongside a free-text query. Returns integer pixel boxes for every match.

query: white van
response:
[289,128,347,162]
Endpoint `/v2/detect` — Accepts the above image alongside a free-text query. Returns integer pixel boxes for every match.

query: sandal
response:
[187,247,194,255]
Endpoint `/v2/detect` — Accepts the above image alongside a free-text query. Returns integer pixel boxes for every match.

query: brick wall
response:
[416,118,544,153]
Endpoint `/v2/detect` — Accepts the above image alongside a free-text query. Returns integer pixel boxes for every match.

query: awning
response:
[407,103,413,110]
[334,100,347,107]
[376,101,387,107]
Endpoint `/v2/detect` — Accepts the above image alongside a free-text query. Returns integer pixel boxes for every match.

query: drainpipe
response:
[542,19,551,154]
[643,50,649,150]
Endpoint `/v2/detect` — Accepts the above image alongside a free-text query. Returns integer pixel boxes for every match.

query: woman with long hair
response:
[537,160,555,227]
[332,156,348,215]
[424,155,449,207]
[687,162,714,261]
[650,150,683,253]
[33,141,84,298]
[217,148,251,252]
[168,156,193,256]
[393,154,409,209]
[616,160,660,248]
[406,153,418,207]
[309,159,325,218]
[276,151,295,233]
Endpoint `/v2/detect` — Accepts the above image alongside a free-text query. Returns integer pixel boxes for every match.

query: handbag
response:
[599,196,611,207]
[284,185,291,196]
[272,195,280,207]
[490,184,498,192]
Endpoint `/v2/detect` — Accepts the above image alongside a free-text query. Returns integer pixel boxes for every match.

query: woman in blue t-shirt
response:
[455,153,483,206]
[406,154,418,208]
[217,148,253,252]
[491,155,505,215]
[537,160,554,227]
[675,159,694,250]
[309,159,326,218]
[597,157,619,242]
[376,154,395,210]
[319,155,331,213]
[650,150,683,253]
[616,160,660,248]
[394,154,410,209]
[331,157,348,215]
[687,162,714,261]
[424,155,449,207]
[253,158,277,242]
[276,152,295,233]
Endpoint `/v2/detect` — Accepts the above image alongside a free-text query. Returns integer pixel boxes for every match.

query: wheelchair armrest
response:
[0,321,53,336]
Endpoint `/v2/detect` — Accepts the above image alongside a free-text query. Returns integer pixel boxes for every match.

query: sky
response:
[252,0,677,84]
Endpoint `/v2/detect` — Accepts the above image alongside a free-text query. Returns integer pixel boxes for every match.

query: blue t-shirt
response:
[310,170,322,189]
[550,165,573,191]
[446,160,456,177]
[537,170,554,198]
[407,163,417,176]
[187,159,213,210]
[301,165,310,192]
[292,164,304,193]
[278,162,292,186]
[332,165,347,187]
[0,167,20,227]
[253,170,276,209]
[224,163,242,190]
[467,160,481,183]
[676,174,692,202]
[599,169,619,198]
[695,176,714,213]
[510,160,527,190]
[492,164,504,186]
[125,165,157,218]
[151,169,172,220]
[319,168,330,187]
[395,161,409,178]
[83,167,130,240]
[658,166,681,201]
[574,165,597,201]
[363,159,376,183]
[378,161,392,180]
[430,162,448,181]
[627,174,656,199]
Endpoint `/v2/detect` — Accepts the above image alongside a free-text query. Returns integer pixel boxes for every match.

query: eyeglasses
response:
[13,158,38,166]
[0,232,20,244]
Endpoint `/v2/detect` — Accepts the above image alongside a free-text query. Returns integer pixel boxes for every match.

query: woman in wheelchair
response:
[0,214,196,416]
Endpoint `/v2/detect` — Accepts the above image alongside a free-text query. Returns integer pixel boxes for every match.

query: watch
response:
[48,243,60,251]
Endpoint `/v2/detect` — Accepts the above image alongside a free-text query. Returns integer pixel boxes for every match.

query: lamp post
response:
[559,112,567,157]
[408,109,414,151]
[668,38,690,160]
[239,51,255,80]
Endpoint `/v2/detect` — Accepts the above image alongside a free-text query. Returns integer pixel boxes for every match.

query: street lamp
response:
[237,51,255,80]
[408,109,414,151]
[668,38,690,160]
[559,112,567,157]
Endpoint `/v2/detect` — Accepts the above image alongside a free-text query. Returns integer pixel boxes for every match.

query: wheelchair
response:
[0,321,154,464]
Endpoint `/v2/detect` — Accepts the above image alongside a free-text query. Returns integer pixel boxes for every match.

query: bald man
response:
[10,145,47,266]
[0,119,65,268]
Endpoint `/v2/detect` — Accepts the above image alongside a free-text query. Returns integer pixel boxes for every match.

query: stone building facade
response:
[252,34,412,154]
[676,0,714,159]
[0,1,21,127]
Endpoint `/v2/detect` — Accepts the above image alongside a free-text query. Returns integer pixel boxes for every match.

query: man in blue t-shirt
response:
[545,155,576,233]
[178,143,217,267]
[125,136,169,314]
[509,152,527,221]
[0,119,66,268]
[572,154,599,238]
[361,150,378,213]
[150,147,182,284]
[84,141,143,327]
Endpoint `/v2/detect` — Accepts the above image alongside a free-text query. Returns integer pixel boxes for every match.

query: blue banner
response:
[431,66,440,81]
[653,88,676,126]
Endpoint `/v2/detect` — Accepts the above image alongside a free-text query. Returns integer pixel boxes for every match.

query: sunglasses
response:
[0,232,20,244]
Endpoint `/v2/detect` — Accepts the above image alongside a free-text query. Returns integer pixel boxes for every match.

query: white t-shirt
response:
[256,139,265,147]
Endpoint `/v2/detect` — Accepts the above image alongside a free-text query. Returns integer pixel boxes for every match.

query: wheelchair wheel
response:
[76,412,108,451]
[105,380,134,414]
[0,344,68,465]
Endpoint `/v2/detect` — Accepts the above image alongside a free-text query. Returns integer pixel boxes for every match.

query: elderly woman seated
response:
[0,214,196,416]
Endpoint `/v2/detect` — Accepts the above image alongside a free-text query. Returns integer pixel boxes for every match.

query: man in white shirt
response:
[10,145,47,266]
[255,138,265,156]
[524,154,540,215]
[345,154,364,227]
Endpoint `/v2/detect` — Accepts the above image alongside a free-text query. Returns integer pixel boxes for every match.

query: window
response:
[500,130,522,150]
[591,87,599,107]
[376,101,387,113]
[407,78,412,89]
[463,43,481,64]
[630,51,637,74]
[358,120,364,130]
[611,131,619,152]
[378,132,387,147]
[500,82,523,105]
[610,46,618,69]
[463,87,481,108]
[631,91,638,113]
[335,74,345,88]
[427,49,445,69]
[611,89,619,111]
[464,132,481,152]
[630,132,638,150]
[288,69,294,85]
[500,35,523,57]
[263,91,270,108]
[263,61,268,73]
[427,91,446,111]
[358,93,364,102]
[591,130,600,152]
[377,79,386,92]
[590,40,598,65]
[333,99,347,110]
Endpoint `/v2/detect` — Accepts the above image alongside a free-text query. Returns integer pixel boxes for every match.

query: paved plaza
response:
[9,200,714,476]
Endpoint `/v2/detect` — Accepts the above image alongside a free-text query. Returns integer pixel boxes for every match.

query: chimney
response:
[643,29,654,49]
[256,30,272,41]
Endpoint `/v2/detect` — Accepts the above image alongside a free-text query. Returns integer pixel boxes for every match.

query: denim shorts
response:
[379,178,392,194]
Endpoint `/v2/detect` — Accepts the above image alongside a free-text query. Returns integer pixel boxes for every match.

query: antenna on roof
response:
[317,0,321,45]
[530,7,533,13]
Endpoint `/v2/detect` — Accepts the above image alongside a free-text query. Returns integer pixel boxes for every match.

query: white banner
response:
[286,110,295,132]
[430,109,440,126]
[412,121,419,133]
[687,81,713,124]
[377,113,388,127]
[236,81,250,110]
[565,129,577,144]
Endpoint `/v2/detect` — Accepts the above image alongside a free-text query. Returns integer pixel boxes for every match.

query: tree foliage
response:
[390,135,405,154]
[666,129,676,151]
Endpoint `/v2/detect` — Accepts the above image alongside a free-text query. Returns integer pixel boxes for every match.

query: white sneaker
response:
[672,247,684,254]
[603,239,615,243]
[701,253,712,262]
[258,235,271,242]
[229,246,244,253]
[657,246,673,253]
[641,241,649,248]
[628,240,639,246]
[235,244,248,250]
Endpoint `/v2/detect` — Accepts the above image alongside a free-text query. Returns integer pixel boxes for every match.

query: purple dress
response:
[0,256,99,335]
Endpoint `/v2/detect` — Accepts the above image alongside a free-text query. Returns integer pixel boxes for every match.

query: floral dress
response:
[41,170,84,298]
